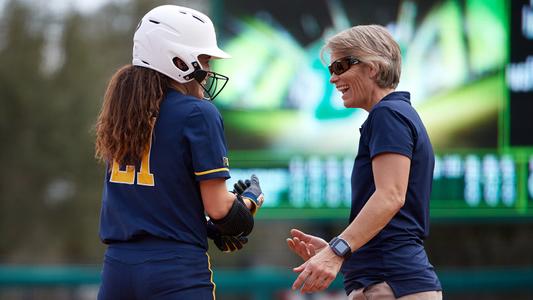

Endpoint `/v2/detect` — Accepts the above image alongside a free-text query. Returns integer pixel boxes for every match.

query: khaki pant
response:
[348,281,442,300]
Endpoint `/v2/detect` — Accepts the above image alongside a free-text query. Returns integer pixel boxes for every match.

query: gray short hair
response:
[321,25,401,89]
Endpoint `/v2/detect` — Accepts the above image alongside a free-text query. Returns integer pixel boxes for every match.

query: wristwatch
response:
[329,237,351,259]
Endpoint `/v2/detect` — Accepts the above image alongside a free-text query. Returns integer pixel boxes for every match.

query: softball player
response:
[94,5,264,300]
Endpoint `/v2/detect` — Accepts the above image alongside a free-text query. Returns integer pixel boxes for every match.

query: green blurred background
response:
[0,0,532,299]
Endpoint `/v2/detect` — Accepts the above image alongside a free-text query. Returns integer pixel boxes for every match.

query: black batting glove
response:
[232,179,251,195]
[215,235,248,252]
[206,220,248,252]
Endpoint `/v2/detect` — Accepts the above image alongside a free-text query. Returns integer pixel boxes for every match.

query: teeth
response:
[337,86,349,93]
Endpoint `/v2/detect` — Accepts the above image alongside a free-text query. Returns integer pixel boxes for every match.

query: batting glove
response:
[232,178,251,195]
[241,174,264,216]
[207,220,248,252]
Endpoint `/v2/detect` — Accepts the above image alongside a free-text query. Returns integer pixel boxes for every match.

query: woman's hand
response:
[286,229,328,261]
[291,246,343,293]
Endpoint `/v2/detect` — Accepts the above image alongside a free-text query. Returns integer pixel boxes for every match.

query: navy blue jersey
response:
[341,92,441,297]
[99,90,230,250]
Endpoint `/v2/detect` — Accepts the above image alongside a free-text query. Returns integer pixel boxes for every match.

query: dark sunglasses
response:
[328,56,360,75]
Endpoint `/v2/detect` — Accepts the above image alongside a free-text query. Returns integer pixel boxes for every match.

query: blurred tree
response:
[43,11,108,262]
[0,0,51,262]
[0,0,135,263]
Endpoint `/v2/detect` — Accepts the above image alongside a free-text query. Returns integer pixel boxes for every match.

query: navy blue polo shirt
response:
[341,91,441,297]
[99,89,230,250]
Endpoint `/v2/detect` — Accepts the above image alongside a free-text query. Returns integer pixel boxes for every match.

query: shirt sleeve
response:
[183,102,231,181]
[368,107,416,159]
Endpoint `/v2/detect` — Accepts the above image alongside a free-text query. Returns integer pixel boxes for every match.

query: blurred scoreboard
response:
[230,153,533,220]
[219,0,533,221]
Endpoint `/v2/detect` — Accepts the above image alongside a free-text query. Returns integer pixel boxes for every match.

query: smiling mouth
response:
[337,85,349,94]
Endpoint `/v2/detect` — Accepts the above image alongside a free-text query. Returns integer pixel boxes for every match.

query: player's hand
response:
[241,174,264,215]
[214,235,248,252]
[206,220,248,252]
[287,229,328,261]
[232,178,251,195]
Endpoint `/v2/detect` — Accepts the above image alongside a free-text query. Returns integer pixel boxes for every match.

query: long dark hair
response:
[95,65,170,166]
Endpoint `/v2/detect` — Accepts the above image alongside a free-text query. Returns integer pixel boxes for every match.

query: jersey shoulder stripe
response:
[194,167,230,176]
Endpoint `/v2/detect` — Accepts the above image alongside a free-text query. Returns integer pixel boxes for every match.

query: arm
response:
[292,152,410,293]
[200,178,254,219]
[201,176,264,252]
[201,178,250,253]
[338,152,410,250]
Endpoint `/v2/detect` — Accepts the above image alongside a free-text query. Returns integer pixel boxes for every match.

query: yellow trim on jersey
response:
[194,168,229,176]
[206,252,216,299]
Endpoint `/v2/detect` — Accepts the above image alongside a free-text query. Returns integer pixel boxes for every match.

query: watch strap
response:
[329,236,351,259]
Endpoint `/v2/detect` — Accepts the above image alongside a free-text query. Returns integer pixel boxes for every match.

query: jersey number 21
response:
[109,136,155,186]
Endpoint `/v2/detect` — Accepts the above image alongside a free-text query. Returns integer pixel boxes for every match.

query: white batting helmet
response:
[132,5,230,100]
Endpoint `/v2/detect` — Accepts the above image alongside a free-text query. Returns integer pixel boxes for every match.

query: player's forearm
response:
[206,191,254,219]
[206,191,237,219]
[339,190,404,253]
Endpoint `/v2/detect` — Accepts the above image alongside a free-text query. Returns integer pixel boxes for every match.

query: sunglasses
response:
[328,56,360,75]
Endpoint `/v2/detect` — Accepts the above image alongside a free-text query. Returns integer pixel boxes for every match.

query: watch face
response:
[335,240,349,253]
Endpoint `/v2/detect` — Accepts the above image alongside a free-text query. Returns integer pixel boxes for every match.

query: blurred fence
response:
[1,265,533,299]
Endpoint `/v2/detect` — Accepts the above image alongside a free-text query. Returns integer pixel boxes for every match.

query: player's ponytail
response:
[95,65,169,166]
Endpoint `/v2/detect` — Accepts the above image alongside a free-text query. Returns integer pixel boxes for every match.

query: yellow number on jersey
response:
[109,136,155,186]
[137,149,155,186]
[110,162,136,185]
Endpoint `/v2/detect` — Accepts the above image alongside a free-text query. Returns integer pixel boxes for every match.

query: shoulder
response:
[191,98,221,116]
[184,99,222,125]
[367,104,416,135]
[164,91,221,118]
[368,105,397,121]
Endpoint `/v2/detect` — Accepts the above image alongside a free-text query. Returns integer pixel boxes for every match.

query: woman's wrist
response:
[242,197,253,210]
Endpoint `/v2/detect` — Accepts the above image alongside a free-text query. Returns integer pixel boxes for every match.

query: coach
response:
[287,25,442,299]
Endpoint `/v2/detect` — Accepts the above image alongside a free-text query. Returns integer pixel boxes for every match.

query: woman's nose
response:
[329,73,338,84]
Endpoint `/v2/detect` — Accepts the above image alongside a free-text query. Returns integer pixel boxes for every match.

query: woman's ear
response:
[366,63,378,79]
